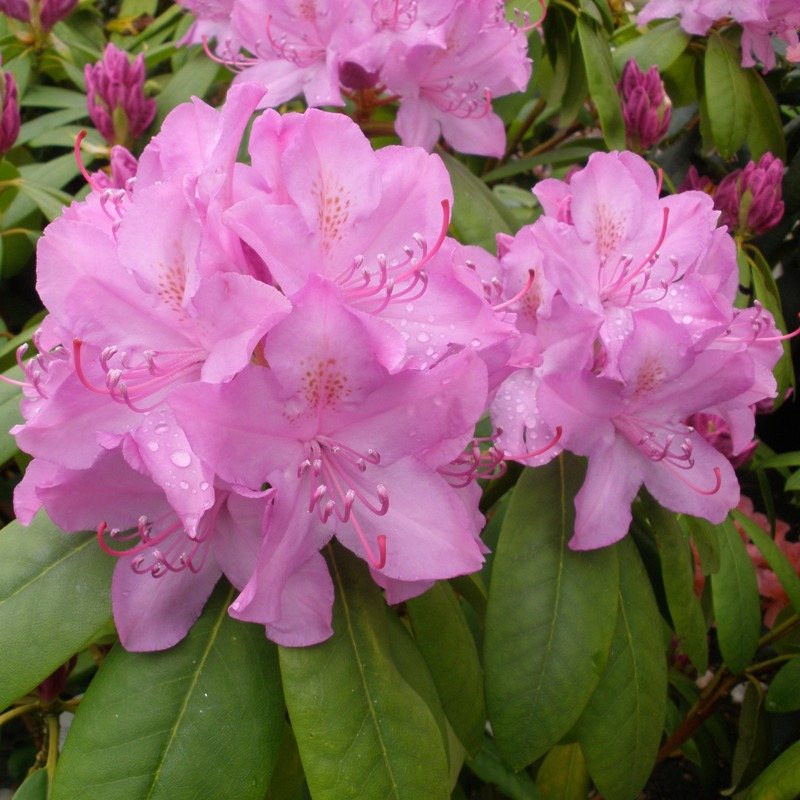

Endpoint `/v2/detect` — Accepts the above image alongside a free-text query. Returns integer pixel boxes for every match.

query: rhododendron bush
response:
[0,1,799,799]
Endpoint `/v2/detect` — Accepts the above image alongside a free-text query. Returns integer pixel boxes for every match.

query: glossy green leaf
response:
[0,514,114,711]
[576,17,626,150]
[611,20,690,72]
[483,142,603,183]
[154,50,220,126]
[745,739,800,799]
[16,107,89,147]
[265,725,308,800]
[52,584,283,800]
[440,151,514,249]
[681,515,721,576]
[407,581,485,754]
[765,657,800,713]
[485,456,619,768]
[744,68,786,161]
[576,537,667,800]
[703,33,751,157]
[279,545,450,800]
[645,499,708,671]
[734,509,800,614]
[541,5,573,107]
[466,738,541,800]
[13,768,47,800]
[536,743,590,800]
[710,518,760,673]
[728,682,768,794]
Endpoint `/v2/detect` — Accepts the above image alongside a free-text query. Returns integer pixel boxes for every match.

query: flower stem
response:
[0,702,38,727]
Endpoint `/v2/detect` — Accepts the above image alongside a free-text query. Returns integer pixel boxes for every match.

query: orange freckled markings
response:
[300,356,351,408]
[594,203,626,261]
[298,0,316,21]
[520,270,542,318]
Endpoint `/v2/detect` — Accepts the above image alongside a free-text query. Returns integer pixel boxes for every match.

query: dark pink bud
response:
[36,655,78,706]
[338,60,380,91]
[716,153,784,236]
[39,0,77,29]
[84,44,156,146]
[679,165,715,195]
[0,0,30,22]
[0,71,20,156]
[617,59,671,151]
[90,144,138,190]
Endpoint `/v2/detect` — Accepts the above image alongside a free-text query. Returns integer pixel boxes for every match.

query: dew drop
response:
[200,481,209,491]
[405,303,415,312]
[147,441,159,452]
[682,314,693,325]
[416,331,430,343]
[471,338,481,348]
[668,289,677,297]
[170,451,191,468]
[154,423,169,434]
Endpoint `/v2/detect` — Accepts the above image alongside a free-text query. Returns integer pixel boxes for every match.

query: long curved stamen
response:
[669,465,722,496]
[74,130,101,192]
[493,269,535,312]
[502,425,563,462]
[395,199,451,280]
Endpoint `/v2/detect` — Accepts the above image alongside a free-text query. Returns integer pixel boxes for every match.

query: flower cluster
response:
[617,59,671,152]
[178,0,532,156]
[483,151,782,550]
[638,0,800,71]
[12,85,510,651]
[85,44,156,147]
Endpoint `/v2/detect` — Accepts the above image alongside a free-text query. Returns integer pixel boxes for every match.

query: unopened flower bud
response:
[0,71,20,156]
[0,0,30,22]
[679,165,715,195]
[84,44,156,147]
[617,59,671,151]
[339,60,380,91]
[91,144,138,191]
[715,153,784,237]
[39,0,77,29]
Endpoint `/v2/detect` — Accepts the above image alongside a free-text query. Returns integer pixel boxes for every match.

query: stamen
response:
[493,269,535,312]
[502,426,563,462]
[74,130,101,192]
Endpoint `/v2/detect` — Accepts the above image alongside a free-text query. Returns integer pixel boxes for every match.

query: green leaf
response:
[765,657,800,713]
[52,584,283,800]
[484,456,619,768]
[681,515,720,576]
[536,743,590,800]
[540,5,573,108]
[16,107,89,147]
[440,151,514,249]
[407,581,485,754]
[611,20,690,73]
[279,545,450,800]
[265,725,308,800]
[483,142,603,183]
[576,17,626,150]
[575,537,667,800]
[21,85,87,109]
[466,737,542,800]
[154,50,221,126]
[644,499,708,672]
[743,68,786,161]
[0,514,114,711]
[744,739,800,799]
[703,33,751,157]
[12,768,47,800]
[17,180,72,221]
[727,682,769,794]
[710,518,760,673]
[733,509,800,615]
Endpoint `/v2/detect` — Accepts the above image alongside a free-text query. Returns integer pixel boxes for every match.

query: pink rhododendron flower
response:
[180,0,531,155]
[486,151,782,550]
[12,83,507,650]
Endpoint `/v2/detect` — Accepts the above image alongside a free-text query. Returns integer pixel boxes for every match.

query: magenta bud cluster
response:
[84,43,156,146]
[617,59,671,151]
[715,153,785,237]
[0,70,20,156]
[0,0,76,28]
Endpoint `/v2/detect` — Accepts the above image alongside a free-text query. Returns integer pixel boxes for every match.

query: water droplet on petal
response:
[147,441,159,452]
[471,338,481,348]
[405,303,415,312]
[171,451,191,468]
[154,423,169,434]
[682,314,693,324]
[200,481,209,491]
[417,332,430,343]
[179,480,190,490]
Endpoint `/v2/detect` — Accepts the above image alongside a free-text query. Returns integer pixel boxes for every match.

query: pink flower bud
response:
[0,0,30,22]
[678,165,715,195]
[617,59,671,151]
[84,43,156,146]
[90,144,138,191]
[685,412,757,469]
[39,0,77,29]
[0,71,20,156]
[715,153,785,237]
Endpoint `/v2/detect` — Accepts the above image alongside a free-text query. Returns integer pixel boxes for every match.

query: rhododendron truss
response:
[179,0,532,156]
[10,84,510,650]
[486,151,784,550]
